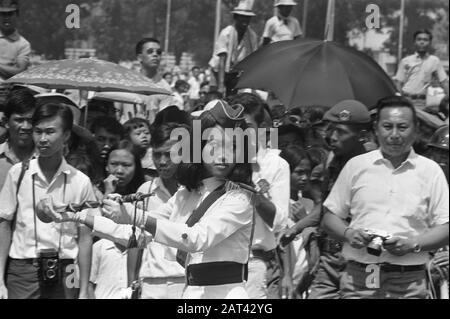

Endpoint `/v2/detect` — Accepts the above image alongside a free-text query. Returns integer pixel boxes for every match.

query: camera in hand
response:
[365,229,392,256]
[38,249,60,285]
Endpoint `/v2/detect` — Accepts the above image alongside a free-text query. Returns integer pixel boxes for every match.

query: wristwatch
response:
[413,243,422,253]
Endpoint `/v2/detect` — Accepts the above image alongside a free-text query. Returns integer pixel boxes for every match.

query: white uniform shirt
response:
[262,15,302,43]
[93,177,253,267]
[251,148,290,251]
[209,25,259,73]
[324,149,449,265]
[395,53,448,96]
[90,239,128,299]
[0,158,97,259]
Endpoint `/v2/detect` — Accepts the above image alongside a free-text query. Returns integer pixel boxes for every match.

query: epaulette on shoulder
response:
[225,181,256,202]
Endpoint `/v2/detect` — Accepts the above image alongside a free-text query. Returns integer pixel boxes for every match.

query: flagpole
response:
[164,0,172,53]
[302,0,308,36]
[398,0,405,65]
[324,0,335,41]
[214,0,222,49]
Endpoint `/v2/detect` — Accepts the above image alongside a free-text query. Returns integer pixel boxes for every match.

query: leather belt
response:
[9,258,74,267]
[251,249,276,262]
[404,93,426,100]
[186,261,248,286]
[348,260,426,273]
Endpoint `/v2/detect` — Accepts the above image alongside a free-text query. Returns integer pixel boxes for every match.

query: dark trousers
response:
[6,258,79,299]
[308,251,346,299]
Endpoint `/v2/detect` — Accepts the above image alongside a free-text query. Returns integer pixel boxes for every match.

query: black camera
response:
[38,249,60,285]
[365,229,392,256]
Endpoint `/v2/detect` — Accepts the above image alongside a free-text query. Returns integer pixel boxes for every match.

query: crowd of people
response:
[0,0,448,300]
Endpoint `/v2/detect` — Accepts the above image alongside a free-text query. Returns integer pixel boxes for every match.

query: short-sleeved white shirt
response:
[324,149,449,265]
[394,53,448,96]
[0,157,97,259]
[262,15,302,43]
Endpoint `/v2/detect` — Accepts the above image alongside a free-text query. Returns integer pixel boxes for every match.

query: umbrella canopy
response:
[234,38,397,109]
[5,58,171,96]
[91,91,145,105]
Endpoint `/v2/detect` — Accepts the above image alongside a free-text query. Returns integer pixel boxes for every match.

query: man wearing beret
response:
[322,96,448,298]
[280,99,375,298]
[0,0,30,81]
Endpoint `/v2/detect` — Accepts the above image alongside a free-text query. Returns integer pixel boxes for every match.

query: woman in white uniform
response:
[39,100,255,299]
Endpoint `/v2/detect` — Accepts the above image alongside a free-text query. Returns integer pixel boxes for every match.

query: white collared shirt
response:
[251,148,290,251]
[262,15,302,43]
[395,53,448,95]
[324,149,449,265]
[93,177,253,267]
[90,239,128,299]
[0,157,97,259]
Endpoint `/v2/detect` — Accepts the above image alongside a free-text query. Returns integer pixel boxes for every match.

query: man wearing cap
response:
[0,0,30,81]
[209,0,258,97]
[394,29,449,110]
[322,96,449,298]
[262,0,302,45]
[279,99,375,299]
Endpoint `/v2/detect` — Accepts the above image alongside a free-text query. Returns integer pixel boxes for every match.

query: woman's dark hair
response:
[151,105,192,131]
[4,88,36,119]
[280,145,311,171]
[106,139,145,195]
[228,92,266,126]
[32,103,73,132]
[90,116,124,137]
[176,108,253,191]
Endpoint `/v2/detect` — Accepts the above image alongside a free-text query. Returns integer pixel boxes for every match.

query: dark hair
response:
[191,66,200,72]
[32,103,73,132]
[123,117,151,138]
[151,122,190,149]
[280,145,311,171]
[135,37,160,55]
[375,95,417,125]
[413,29,433,41]
[278,123,306,147]
[174,79,189,90]
[90,116,124,137]
[304,105,328,125]
[228,93,266,126]
[439,96,449,118]
[151,106,192,131]
[107,139,145,195]
[4,88,36,119]
[177,107,253,191]
[163,72,172,78]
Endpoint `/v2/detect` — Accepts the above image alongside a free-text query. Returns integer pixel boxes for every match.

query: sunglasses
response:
[145,48,162,55]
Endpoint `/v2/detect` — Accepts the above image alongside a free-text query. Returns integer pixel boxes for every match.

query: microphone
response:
[120,192,154,203]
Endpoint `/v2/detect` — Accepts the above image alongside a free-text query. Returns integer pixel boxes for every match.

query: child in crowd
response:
[279,145,314,299]
[123,118,156,178]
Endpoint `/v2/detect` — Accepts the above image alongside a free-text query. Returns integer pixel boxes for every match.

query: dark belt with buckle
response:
[251,249,276,262]
[348,260,426,273]
[186,261,248,286]
[318,237,342,254]
[405,93,426,100]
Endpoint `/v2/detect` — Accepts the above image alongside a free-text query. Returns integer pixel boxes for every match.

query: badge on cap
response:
[339,110,351,122]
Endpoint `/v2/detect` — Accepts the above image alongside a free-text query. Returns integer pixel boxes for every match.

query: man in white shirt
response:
[230,93,290,299]
[262,0,302,45]
[322,96,449,299]
[0,102,96,299]
[395,29,449,110]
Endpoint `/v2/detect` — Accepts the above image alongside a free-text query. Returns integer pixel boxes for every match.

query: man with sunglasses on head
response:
[135,38,172,121]
[0,0,30,82]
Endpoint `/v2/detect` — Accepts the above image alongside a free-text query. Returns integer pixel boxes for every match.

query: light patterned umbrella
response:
[5,58,170,96]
